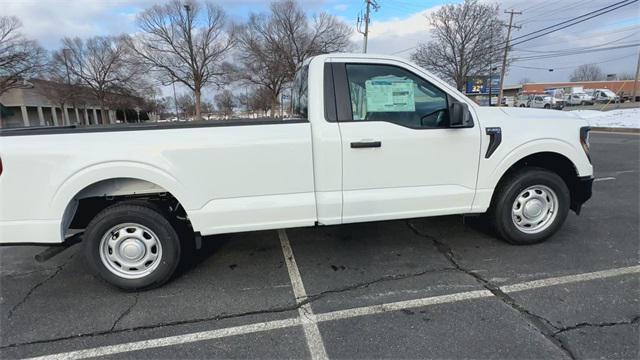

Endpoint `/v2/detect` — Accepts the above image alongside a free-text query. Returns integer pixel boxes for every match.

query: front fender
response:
[480,138,591,190]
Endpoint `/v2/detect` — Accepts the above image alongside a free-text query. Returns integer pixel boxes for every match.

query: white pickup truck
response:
[0,54,593,290]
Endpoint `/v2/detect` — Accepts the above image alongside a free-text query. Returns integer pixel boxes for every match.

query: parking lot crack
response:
[302,267,457,302]
[110,293,139,331]
[7,254,74,320]
[0,302,306,350]
[406,220,576,360]
[554,316,640,335]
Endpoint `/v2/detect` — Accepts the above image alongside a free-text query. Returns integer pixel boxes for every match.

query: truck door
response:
[331,62,481,223]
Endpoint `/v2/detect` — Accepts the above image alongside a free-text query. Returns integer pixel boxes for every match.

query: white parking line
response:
[314,289,493,323]
[24,318,301,360]
[23,263,640,360]
[278,229,329,360]
[500,265,640,293]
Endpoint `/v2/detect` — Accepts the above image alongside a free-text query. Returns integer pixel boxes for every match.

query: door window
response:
[345,64,450,129]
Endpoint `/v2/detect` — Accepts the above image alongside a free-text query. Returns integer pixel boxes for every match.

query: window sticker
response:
[365,77,416,112]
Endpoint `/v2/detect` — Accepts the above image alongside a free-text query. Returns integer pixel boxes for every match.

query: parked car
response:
[0,53,594,290]
[501,96,515,107]
[515,94,532,107]
[565,92,593,106]
[529,95,564,109]
[592,89,620,103]
[544,88,566,109]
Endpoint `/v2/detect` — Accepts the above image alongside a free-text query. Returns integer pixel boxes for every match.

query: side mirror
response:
[449,102,473,128]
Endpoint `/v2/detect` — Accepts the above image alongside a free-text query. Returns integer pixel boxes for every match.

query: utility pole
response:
[497,9,521,107]
[632,49,640,102]
[357,0,379,53]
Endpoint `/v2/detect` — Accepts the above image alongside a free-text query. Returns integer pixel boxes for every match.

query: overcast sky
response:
[2,0,639,92]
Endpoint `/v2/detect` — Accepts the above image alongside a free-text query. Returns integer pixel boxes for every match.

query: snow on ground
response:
[570,108,640,129]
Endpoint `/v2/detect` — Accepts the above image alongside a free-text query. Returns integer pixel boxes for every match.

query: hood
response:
[497,107,583,120]
[473,106,589,130]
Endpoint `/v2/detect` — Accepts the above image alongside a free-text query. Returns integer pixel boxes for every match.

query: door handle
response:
[350,141,382,149]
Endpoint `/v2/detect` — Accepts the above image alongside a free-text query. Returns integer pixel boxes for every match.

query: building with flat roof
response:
[0,79,142,128]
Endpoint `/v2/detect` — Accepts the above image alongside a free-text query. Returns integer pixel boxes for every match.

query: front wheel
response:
[83,201,181,290]
[489,168,570,245]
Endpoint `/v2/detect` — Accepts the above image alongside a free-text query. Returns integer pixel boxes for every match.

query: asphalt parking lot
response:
[1,132,638,359]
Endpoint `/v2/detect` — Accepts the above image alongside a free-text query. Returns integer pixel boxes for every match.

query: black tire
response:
[544,104,550,109]
[83,201,181,290]
[489,168,570,245]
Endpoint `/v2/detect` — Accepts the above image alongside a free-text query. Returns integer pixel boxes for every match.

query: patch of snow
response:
[571,108,640,128]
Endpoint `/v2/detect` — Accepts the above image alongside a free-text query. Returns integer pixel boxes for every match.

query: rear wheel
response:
[83,201,181,290]
[489,168,570,245]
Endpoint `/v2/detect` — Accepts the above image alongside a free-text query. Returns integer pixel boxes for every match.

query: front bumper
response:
[570,176,594,215]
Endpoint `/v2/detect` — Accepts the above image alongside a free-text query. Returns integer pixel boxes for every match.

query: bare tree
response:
[238,86,273,116]
[200,100,214,119]
[60,36,142,124]
[615,72,635,81]
[145,96,172,120]
[569,64,605,82]
[214,89,235,117]
[410,0,505,91]
[234,0,352,110]
[518,77,532,84]
[128,0,235,120]
[37,49,87,125]
[0,16,47,95]
[176,92,195,118]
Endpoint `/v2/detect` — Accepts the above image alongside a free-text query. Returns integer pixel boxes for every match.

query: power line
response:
[512,52,638,71]
[513,31,640,54]
[505,0,638,49]
[390,0,637,56]
[512,28,640,53]
[513,43,640,61]
[517,0,594,26]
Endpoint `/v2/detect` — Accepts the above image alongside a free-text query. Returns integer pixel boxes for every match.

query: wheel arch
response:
[489,151,585,214]
[53,162,194,241]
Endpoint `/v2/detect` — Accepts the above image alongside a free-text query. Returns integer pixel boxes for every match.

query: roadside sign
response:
[466,76,500,94]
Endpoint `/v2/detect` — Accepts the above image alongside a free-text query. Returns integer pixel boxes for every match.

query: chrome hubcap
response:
[512,185,559,234]
[99,223,162,279]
